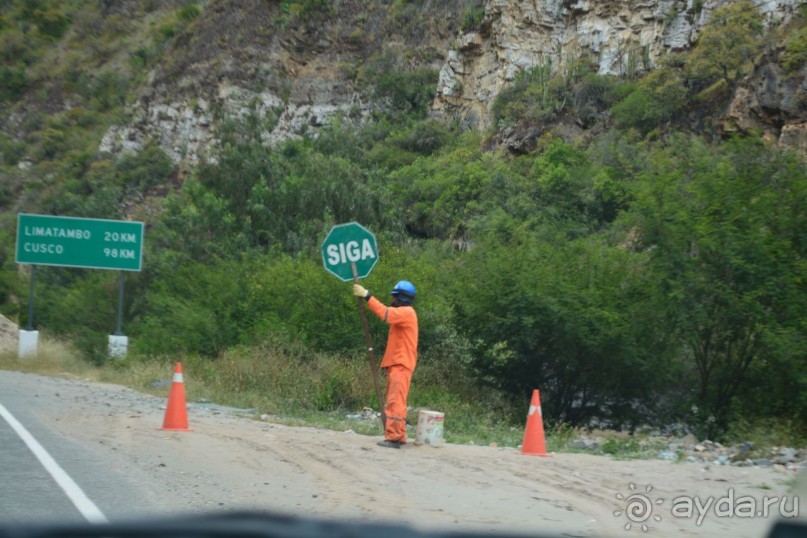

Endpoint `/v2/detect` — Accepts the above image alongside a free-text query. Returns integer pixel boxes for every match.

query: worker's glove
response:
[352,284,369,298]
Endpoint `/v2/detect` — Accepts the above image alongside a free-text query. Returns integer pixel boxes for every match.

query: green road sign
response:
[321,222,378,281]
[16,214,144,271]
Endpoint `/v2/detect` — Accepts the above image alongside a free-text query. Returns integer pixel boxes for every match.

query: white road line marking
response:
[0,402,108,523]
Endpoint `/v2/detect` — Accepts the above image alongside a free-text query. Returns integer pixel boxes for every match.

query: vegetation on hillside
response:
[0,0,805,444]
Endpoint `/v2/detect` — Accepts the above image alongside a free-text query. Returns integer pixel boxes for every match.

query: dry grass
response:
[0,336,102,381]
[0,335,525,445]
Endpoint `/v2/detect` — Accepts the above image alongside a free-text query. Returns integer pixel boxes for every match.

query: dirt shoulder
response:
[1,370,801,537]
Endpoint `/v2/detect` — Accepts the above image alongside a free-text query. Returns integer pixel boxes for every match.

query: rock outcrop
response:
[99,0,806,164]
[100,0,462,165]
[432,0,805,152]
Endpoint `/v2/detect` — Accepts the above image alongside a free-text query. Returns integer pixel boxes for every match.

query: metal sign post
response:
[15,214,144,359]
[351,262,386,429]
[321,223,385,429]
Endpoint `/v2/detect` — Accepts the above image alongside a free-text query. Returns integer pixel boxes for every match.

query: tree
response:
[454,229,674,428]
[625,135,807,437]
[686,0,764,87]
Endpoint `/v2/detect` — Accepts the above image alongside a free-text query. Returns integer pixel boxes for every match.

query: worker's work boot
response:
[377,440,404,449]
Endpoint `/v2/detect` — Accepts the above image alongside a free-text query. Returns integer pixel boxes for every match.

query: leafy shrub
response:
[0,28,33,63]
[611,67,687,134]
[86,70,130,111]
[624,135,807,437]
[279,0,331,26]
[117,144,175,195]
[385,1,424,37]
[28,270,123,364]
[0,63,27,102]
[360,48,438,119]
[453,232,672,428]
[32,127,67,160]
[0,133,26,165]
[491,63,567,127]
[388,143,495,239]
[461,1,485,31]
[373,67,439,118]
[782,25,807,72]
[386,119,451,155]
[532,138,591,219]
[31,4,70,40]
[178,5,201,22]
[572,72,616,128]
[132,257,250,357]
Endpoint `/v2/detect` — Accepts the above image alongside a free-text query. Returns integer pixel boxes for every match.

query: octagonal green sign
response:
[321,222,378,281]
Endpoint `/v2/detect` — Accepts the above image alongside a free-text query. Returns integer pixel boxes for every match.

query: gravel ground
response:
[0,368,803,538]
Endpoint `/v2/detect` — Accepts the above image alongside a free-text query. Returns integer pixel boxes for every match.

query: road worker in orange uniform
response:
[353,280,418,449]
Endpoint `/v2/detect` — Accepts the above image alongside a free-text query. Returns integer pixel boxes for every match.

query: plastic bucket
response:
[414,410,444,447]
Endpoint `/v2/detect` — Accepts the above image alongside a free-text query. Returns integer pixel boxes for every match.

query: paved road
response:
[0,373,162,525]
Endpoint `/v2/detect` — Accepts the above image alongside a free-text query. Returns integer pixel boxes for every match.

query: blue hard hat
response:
[391,280,416,298]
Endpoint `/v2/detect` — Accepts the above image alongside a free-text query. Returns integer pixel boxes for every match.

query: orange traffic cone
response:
[521,389,551,456]
[160,362,191,431]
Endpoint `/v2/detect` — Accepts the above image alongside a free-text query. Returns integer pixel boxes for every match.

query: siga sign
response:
[321,222,378,281]
[15,214,144,271]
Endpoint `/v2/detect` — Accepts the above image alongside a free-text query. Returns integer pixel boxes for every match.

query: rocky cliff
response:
[100,0,465,165]
[99,0,806,165]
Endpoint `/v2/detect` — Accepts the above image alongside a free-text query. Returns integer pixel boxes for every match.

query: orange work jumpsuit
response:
[367,296,418,443]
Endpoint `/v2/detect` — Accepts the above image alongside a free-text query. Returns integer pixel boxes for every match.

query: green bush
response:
[132,257,249,357]
[373,67,439,118]
[31,4,70,40]
[86,70,130,111]
[452,230,673,428]
[388,143,494,239]
[117,144,175,195]
[132,253,363,358]
[0,63,27,102]
[0,134,26,165]
[28,270,122,364]
[572,72,616,128]
[279,0,331,26]
[387,119,452,156]
[612,68,687,134]
[0,221,22,315]
[178,5,201,22]
[461,1,485,31]
[385,1,425,37]
[782,25,807,72]
[0,28,31,63]
[360,49,438,119]
[491,63,567,127]
[32,127,67,159]
[624,135,807,438]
